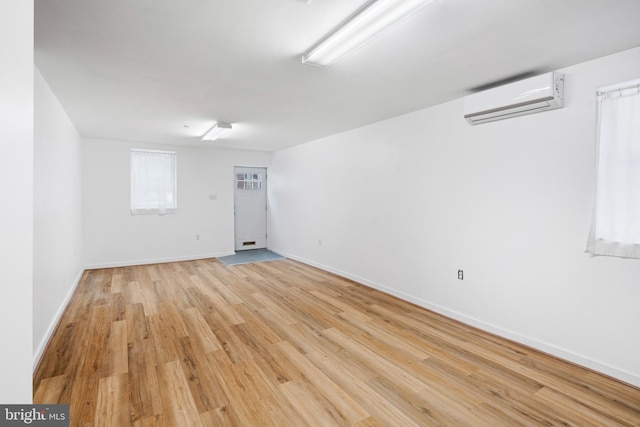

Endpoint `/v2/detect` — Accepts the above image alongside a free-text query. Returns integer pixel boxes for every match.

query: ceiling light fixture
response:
[302,0,436,68]
[201,122,232,141]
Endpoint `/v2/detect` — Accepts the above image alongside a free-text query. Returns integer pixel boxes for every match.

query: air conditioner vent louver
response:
[464,72,564,125]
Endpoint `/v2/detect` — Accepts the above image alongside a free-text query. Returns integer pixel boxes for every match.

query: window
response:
[586,79,640,258]
[130,149,177,215]
[235,172,262,190]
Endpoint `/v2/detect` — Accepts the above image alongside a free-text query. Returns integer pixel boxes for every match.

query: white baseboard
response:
[271,249,640,389]
[33,267,85,372]
[83,252,235,270]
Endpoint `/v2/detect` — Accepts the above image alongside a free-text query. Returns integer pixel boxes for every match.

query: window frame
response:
[586,78,640,258]
[130,149,178,216]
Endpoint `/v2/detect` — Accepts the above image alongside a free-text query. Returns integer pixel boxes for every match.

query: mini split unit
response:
[463,72,564,125]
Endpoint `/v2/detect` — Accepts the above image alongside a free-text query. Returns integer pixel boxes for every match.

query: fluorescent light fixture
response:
[302,0,436,68]
[201,122,232,141]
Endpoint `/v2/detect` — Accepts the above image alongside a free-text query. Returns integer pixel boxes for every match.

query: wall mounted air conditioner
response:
[463,72,564,125]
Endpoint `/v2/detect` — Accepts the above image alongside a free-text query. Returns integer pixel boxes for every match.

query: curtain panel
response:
[586,80,640,258]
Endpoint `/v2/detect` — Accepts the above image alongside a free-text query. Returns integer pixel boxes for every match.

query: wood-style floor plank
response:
[34,258,640,426]
[95,374,132,427]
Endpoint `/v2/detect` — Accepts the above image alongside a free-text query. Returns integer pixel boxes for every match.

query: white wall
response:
[33,68,84,365]
[0,0,34,403]
[269,47,640,387]
[83,138,271,268]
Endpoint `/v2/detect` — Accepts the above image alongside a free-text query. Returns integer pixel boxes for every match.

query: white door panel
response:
[234,167,267,251]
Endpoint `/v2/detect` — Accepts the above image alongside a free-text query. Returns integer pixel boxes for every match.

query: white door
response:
[234,166,267,251]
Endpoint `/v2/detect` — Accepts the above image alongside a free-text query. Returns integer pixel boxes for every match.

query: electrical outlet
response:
[458,269,464,280]
[196,235,200,240]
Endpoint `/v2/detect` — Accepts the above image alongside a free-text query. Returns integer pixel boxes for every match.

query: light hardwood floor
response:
[34,258,640,426]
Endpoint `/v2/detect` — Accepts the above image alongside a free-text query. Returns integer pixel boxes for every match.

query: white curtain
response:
[130,149,177,215]
[586,80,640,258]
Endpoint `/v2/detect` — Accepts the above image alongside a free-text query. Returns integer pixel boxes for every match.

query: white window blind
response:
[586,79,640,258]
[130,149,177,215]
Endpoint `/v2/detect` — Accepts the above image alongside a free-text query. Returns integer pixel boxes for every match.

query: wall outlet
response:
[196,234,200,240]
[458,269,463,280]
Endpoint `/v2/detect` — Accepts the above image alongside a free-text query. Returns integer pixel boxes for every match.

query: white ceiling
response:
[35,0,640,152]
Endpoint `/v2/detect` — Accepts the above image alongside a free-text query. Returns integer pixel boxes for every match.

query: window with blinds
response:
[130,149,177,215]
